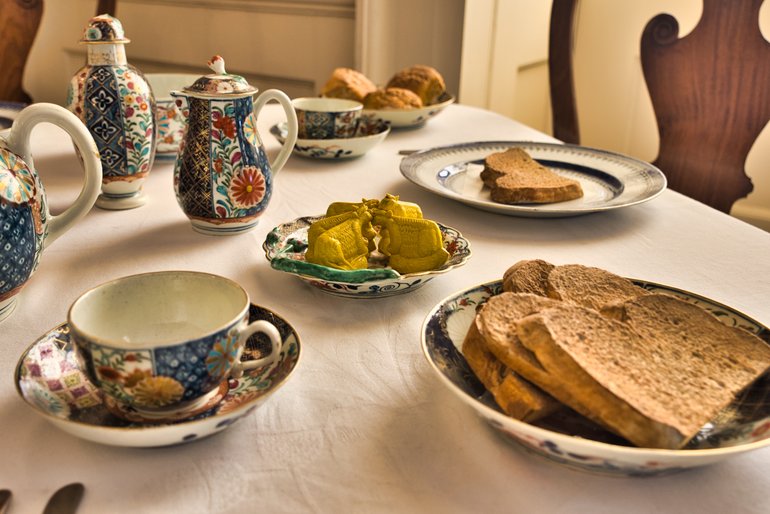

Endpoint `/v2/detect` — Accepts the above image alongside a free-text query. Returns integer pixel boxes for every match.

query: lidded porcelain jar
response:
[66,14,156,210]
[171,56,298,235]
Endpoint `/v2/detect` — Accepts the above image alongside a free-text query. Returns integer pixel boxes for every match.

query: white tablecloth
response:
[2,103,770,514]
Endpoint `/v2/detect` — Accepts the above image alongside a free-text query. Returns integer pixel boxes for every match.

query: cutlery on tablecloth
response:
[42,483,84,514]
[0,489,11,514]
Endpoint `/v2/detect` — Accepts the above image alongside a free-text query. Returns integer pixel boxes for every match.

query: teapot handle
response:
[5,103,102,247]
[252,89,298,176]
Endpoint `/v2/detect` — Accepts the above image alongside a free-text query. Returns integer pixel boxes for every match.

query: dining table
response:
[2,101,770,514]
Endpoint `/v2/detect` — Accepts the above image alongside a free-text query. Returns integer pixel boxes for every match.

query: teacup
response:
[67,271,281,420]
[292,97,362,139]
[146,73,199,156]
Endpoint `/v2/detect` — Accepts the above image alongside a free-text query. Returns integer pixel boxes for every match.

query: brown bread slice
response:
[480,148,584,204]
[477,293,612,429]
[546,264,650,311]
[502,259,554,296]
[462,318,561,421]
[515,300,770,448]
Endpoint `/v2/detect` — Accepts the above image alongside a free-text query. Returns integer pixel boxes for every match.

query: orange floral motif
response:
[214,115,236,139]
[214,157,224,174]
[124,369,151,387]
[229,166,266,208]
[132,376,185,407]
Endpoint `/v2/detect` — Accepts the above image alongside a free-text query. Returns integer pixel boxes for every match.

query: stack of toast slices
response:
[480,148,584,204]
[462,259,770,449]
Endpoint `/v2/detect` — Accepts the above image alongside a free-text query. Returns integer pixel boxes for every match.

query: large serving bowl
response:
[421,279,770,476]
[362,92,454,129]
[263,215,471,298]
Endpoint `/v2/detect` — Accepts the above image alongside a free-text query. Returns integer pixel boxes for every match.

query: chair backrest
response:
[549,0,770,213]
[0,0,44,104]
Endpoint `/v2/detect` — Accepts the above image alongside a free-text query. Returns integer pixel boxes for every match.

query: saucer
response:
[263,214,471,298]
[15,304,301,447]
[270,117,390,159]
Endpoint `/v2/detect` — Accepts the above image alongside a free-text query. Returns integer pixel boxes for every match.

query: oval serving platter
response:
[421,279,770,476]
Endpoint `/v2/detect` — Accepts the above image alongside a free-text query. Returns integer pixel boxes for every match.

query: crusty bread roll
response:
[363,88,423,109]
[386,65,446,106]
[320,68,377,103]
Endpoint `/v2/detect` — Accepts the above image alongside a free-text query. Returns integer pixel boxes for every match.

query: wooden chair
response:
[0,0,44,104]
[548,0,770,213]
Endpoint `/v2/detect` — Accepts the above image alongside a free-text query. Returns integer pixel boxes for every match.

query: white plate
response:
[362,93,454,128]
[15,304,301,447]
[422,279,770,476]
[400,141,667,217]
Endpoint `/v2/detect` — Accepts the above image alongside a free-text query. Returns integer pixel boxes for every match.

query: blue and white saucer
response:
[15,304,301,447]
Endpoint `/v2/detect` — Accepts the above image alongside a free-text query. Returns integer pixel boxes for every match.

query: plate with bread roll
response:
[422,259,770,476]
[320,66,455,128]
[400,141,666,217]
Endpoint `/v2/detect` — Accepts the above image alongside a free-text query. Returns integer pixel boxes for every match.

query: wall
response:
[460,0,770,231]
[24,0,464,106]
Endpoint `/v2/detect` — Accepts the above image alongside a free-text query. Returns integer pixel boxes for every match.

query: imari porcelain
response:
[172,56,298,235]
[262,215,471,298]
[270,117,390,159]
[146,73,200,159]
[0,103,101,323]
[422,280,770,476]
[66,271,281,420]
[15,303,300,447]
[362,92,454,128]
[66,14,156,210]
[291,97,362,139]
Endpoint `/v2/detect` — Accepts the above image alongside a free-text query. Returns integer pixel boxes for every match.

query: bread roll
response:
[363,88,423,109]
[321,68,377,103]
[386,65,446,105]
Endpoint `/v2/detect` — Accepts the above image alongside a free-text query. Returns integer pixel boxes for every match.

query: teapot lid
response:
[80,14,130,44]
[182,56,258,99]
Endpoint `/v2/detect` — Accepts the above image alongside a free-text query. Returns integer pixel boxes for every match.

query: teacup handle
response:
[4,103,102,247]
[252,89,298,176]
[232,319,282,377]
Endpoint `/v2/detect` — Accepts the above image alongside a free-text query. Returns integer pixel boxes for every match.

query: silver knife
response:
[0,489,11,514]
[43,483,84,514]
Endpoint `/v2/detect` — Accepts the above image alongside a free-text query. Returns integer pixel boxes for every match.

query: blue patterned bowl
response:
[263,215,471,298]
[422,280,770,476]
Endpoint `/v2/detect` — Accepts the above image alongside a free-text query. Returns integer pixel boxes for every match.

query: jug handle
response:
[252,89,298,176]
[5,103,102,247]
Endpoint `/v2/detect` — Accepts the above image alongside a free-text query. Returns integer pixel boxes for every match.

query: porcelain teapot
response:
[0,103,102,322]
[172,56,298,235]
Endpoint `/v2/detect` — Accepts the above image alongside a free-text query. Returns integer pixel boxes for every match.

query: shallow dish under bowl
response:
[422,279,770,476]
[271,117,390,159]
[362,92,454,128]
[15,304,300,447]
[263,214,471,298]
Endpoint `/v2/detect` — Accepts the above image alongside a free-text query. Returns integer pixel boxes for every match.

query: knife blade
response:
[43,483,84,514]
[0,489,11,514]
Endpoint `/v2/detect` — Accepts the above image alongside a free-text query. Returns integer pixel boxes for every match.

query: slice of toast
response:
[481,148,584,204]
[546,264,650,311]
[502,260,649,311]
[515,299,770,448]
[462,317,561,421]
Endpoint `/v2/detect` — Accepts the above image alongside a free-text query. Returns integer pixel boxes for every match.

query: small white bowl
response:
[270,117,390,159]
[362,92,454,128]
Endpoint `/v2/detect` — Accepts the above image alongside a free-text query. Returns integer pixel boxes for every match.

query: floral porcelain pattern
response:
[76,316,247,410]
[422,280,770,476]
[15,304,301,447]
[0,148,47,305]
[263,215,471,298]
